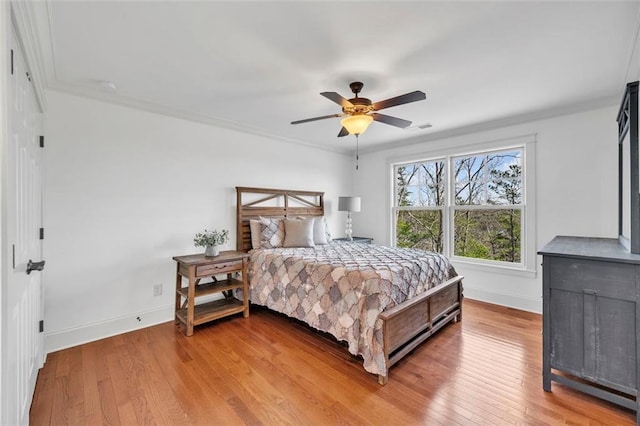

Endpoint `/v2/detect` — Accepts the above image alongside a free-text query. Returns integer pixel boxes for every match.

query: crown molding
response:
[359,96,618,155]
[47,82,350,155]
[10,0,47,111]
[49,80,619,159]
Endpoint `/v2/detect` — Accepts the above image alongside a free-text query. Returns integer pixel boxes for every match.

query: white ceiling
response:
[29,1,640,153]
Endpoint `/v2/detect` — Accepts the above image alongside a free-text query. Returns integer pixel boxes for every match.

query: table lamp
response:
[338,196,361,241]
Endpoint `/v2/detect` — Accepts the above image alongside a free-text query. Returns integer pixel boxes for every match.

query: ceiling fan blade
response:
[337,127,349,137]
[320,92,354,108]
[372,91,426,111]
[291,113,343,125]
[371,113,412,128]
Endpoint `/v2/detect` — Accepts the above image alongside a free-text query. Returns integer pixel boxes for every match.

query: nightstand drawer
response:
[196,260,242,277]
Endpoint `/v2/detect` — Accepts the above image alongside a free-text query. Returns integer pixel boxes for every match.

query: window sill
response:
[450,258,537,279]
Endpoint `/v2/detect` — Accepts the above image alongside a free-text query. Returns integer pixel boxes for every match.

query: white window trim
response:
[388,134,537,278]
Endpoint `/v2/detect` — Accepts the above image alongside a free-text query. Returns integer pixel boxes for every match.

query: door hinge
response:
[39,320,44,333]
[26,71,31,82]
[39,228,44,240]
[10,49,13,75]
[12,244,15,269]
[39,136,44,148]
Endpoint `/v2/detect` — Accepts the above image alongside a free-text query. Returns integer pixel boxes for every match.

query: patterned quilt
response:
[245,242,457,376]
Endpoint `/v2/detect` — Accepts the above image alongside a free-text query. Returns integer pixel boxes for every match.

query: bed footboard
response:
[377,275,464,385]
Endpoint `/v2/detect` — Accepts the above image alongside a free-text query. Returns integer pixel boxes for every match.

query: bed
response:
[236,186,464,384]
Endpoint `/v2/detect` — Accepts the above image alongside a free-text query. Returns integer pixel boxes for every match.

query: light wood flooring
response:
[30,300,636,425]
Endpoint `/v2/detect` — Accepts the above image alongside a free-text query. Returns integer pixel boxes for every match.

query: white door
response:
[2,26,45,425]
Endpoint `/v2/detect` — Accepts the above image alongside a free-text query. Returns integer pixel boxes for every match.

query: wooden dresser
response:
[539,236,640,419]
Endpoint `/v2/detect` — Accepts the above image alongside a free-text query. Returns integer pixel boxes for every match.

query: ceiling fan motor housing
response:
[343,97,373,115]
[343,81,373,115]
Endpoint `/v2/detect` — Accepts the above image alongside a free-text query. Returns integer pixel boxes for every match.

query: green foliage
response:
[194,229,229,247]
[454,210,521,262]
[396,210,443,252]
[464,238,490,259]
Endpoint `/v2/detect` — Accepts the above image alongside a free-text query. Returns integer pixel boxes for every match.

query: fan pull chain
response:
[355,135,359,171]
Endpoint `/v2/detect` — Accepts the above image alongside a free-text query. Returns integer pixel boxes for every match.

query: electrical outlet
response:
[153,284,163,296]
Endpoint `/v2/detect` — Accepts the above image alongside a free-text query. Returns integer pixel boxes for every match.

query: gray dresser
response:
[539,236,640,419]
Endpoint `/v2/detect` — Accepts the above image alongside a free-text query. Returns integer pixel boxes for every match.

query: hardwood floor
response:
[30,300,636,425]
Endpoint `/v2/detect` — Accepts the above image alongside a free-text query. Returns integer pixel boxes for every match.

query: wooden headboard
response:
[236,186,325,252]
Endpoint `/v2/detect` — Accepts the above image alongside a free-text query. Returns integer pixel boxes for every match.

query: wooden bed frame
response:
[236,186,464,384]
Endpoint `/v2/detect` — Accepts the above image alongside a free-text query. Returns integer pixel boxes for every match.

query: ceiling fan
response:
[291,81,426,137]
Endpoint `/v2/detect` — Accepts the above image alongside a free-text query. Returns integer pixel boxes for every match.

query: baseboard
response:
[43,289,540,353]
[44,305,174,354]
[464,287,541,314]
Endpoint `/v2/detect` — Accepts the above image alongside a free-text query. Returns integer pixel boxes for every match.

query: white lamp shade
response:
[338,196,361,212]
[340,115,373,135]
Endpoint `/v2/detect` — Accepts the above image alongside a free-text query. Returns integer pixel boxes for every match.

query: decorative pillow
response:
[283,218,315,247]
[249,219,262,249]
[259,217,285,248]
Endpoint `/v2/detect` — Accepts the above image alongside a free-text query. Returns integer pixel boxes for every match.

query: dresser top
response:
[539,236,640,264]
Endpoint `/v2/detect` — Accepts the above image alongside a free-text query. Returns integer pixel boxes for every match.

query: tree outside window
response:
[394,148,524,265]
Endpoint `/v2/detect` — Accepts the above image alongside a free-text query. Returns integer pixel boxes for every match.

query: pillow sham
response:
[295,216,329,245]
[283,218,315,247]
[259,217,285,248]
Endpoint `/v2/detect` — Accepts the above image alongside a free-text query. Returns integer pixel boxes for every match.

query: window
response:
[395,160,445,253]
[393,146,528,269]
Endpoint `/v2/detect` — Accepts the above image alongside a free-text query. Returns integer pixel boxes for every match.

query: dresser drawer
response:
[196,260,243,277]
[547,256,637,301]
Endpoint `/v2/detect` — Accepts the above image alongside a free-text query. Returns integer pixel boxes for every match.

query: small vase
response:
[204,245,219,257]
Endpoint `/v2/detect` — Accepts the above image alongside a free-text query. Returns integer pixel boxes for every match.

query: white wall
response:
[43,90,352,352]
[353,105,619,313]
[0,2,9,422]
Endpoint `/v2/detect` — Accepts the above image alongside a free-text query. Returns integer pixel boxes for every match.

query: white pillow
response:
[295,216,329,245]
[283,218,315,247]
[323,216,332,241]
[313,217,329,245]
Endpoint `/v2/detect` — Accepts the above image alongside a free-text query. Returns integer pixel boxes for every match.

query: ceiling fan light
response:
[340,114,373,135]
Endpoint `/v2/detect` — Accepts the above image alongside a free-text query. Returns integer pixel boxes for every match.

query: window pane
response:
[453,209,521,262]
[487,151,522,205]
[395,161,445,207]
[396,210,443,253]
[454,155,485,205]
[454,149,522,206]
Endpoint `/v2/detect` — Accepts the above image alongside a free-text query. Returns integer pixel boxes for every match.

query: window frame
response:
[389,134,536,277]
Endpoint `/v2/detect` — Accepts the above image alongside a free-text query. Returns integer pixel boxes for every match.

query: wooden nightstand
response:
[173,251,249,336]
[333,237,373,244]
